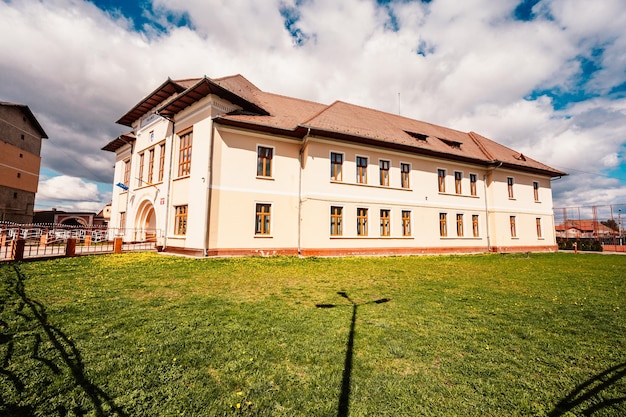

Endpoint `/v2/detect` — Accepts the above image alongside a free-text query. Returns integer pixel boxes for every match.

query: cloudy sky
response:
[1,0,625,215]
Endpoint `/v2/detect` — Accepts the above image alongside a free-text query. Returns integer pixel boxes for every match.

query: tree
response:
[601,219,619,231]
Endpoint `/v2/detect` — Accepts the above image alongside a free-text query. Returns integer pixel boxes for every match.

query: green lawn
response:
[1,252,625,416]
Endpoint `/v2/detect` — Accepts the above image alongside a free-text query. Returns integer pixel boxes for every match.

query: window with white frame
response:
[257,146,273,177]
[330,206,343,236]
[379,160,390,186]
[356,156,368,184]
[178,131,193,177]
[380,209,390,236]
[357,208,368,236]
[255,203,271,235]
[439,213,447,237]
[470,173,477,196]
[330,152,343,181]
[454,171,462,194]
[438,169,446,192]
[401,163,410,188]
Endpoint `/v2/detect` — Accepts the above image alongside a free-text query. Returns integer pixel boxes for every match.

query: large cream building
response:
[103,75,565,257]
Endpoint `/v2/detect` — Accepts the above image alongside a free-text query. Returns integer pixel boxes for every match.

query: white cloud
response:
[1,0,626,211]
[37,175,101,202]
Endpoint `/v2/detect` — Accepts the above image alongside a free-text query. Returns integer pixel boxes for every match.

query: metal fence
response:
[554,204,626,252]
[0,222,163,261]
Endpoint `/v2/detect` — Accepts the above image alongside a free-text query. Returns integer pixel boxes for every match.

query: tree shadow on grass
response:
[0,263,128,416]
[548,362,626,416]
[316,292,390,417]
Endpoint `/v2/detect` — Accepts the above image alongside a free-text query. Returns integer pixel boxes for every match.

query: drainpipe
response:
[297,128,311,256]
[483,161,502,252]
[203,120,217,256]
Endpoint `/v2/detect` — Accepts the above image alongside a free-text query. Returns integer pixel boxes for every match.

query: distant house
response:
[555,220,617,239]
[97,202,111,226]
[0,102,47,223]
[103,74,565,257]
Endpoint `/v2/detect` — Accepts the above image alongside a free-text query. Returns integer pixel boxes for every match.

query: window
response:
[456,214,464,237]
[536,218,542,238]
[507,177,514,199]
[379,160,390,186]
[380,209,390,236]
[257,146,273,177]
[330,152,343,181]
[119,212,126,230]
[123,159,131,188]
[255,203,271,235]
[510,216,517,238]
[356,157,368,184]
[402,210,411,236]
[357,208,368,236]
[533,181,540,201]
[178,131,193,177]
[330,206,343,236]
[174,205,188,235]
[454,171,462,194]
[438,169,446,192]
[401,163,410,188]
[147,149,155,184]
[138,152,145,185]
[472,215,479,237]
[470,174,477,196]
[439,213,447,237]
[158,144,165,182]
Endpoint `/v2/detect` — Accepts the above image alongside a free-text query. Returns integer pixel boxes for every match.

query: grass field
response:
[1,252,625,416]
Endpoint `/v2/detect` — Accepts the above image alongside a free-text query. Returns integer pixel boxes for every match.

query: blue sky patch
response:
[526,47,606,110]
[513,0,541,21]
[279,3,311,46]
[416,39,435,57]
[90,0,192,33]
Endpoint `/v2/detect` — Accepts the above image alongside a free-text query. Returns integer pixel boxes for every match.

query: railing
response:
[0,223,163,261]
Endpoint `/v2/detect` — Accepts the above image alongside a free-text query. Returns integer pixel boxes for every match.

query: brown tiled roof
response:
[101,132,136,152]
[116,79,195,126]
[557,220,615,233]
[112,74,566,177]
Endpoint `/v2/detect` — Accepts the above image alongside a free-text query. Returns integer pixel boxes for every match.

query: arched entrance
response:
[60,217,87,227]
[135,200,157,242]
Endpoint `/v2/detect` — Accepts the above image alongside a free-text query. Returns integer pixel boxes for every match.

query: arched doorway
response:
[135,200,157,242]
[60,217,87,227]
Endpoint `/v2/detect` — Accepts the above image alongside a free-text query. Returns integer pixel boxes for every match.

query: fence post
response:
[12,239,25,261]
[85,235,92,246]
[66,238,77,257]
[114,237,123,254]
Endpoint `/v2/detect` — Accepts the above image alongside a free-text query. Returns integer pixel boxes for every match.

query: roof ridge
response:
[299,100,340,126]
[172,77,203,83]
[258,90,326,106]
[468,131,495,161]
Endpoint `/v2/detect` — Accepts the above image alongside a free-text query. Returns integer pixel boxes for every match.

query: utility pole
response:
[617,209,622,245]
